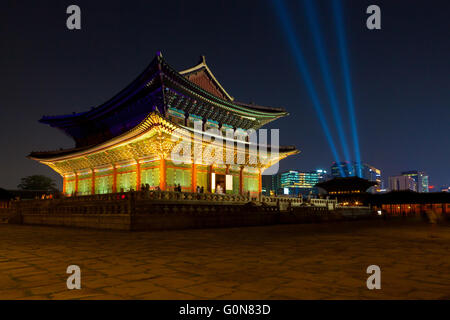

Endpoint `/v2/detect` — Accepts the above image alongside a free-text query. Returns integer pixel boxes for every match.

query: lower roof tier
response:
[30,112,299,175]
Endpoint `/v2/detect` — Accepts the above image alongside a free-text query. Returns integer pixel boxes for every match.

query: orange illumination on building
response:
[112,166,117,193]
[258,169,262,194]
[191,163,197,192]
[159,159,166,191]
[136,161,141,191]
[75,173,79,195]
[28,54,300,196]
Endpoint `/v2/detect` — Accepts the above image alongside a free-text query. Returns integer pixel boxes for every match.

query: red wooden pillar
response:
[258,168,262,194]
[191,163,197,192]
[74,172,79,195]
[112,166,117,193]
[159,159,166,191]
[62,175,66,195]
[136,161,141,191]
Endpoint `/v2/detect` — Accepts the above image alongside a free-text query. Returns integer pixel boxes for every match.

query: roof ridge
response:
[179,55,234,101]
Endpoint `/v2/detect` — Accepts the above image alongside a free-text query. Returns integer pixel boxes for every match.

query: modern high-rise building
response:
[401,171,429,193]
[298,170,326,191]
[361,164,382,193]
[279,171,300,196]
[262,169,328,196]
[331,162,382,193]
[315,169,329,182]
[389,175,416,192]
[331,162,353,178]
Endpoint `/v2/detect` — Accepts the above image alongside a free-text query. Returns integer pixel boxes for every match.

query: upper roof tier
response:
[40,52,288,148]
[179,55,234,101]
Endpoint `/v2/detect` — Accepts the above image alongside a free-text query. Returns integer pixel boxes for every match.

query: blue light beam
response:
[332,0,362,177]
[303,0,353,175]
[271,0,346,177]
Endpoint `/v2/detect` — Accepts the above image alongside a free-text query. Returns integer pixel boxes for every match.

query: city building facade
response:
[401,171,429,193]
[262,169,328,197]
[361,164,382,193]
[331,162,382,193]
[331,162,353,178]
[388,175,416,192]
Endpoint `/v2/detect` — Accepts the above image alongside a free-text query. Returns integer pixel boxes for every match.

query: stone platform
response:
[5,191,371,231]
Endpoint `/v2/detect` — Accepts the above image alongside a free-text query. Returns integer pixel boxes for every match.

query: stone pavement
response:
[0,220,449,300]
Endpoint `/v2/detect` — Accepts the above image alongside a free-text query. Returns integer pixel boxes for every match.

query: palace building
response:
[315,177,377,206]
[29,53,298,197]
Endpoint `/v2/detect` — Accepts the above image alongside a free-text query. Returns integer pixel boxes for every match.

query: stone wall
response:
[0,208,16,224]
[6,191,373,231]
[131,203,279,231]
[21,213,131,230]
[12,195,132,230]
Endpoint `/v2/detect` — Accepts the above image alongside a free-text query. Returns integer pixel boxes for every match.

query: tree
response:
[18,175,58,192]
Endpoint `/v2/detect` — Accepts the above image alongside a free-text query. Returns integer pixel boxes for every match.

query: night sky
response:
[0,0,449,190]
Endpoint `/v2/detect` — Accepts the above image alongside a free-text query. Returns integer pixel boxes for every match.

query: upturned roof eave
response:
[29,112,299,162]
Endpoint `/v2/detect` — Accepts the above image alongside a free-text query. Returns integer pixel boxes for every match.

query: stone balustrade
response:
[10,190,309,207]
[261,196,303,207]
[135,190,251,203]
[3,190,369,231]
[31,190,252,204]
[8,191,310,217]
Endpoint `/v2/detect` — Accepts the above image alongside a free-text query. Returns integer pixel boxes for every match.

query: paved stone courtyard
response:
[0,220,449,300]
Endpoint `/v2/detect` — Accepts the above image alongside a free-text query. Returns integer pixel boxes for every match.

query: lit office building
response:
[361,164,382,193]
[389,175,416,192]
[277,169,328,196]
[331,162,353,178]
[280,171,301,196]
[331,162,382,193]
[300,170,328,189]
[401,171,429,193]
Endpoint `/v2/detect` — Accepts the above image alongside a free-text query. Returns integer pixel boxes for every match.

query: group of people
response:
[196,185,205,193]
[140,184,152,191]
[138,183,228,194]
